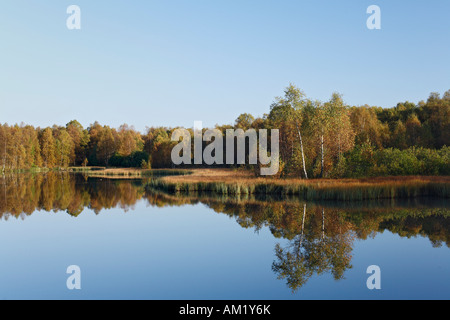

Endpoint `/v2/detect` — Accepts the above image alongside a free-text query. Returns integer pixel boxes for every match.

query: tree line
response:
[1,86,449,177]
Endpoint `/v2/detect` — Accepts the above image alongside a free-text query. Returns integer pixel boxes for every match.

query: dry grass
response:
[151,169,450,200]
[81,168,192,178]
[69,166,106,171]
[161,168,450,187]
[88,168,145,174]
[162,168,252,183]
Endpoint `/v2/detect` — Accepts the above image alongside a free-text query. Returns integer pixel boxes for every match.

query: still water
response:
[0,173,448,300]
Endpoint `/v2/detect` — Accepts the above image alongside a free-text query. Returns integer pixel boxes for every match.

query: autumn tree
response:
[268,84,309,178]
[312,93,355,177]
[40,128,56,168]
[55,128,75,168]
[117,124,144,157]
[66,120,90,165]
[96,126,118,166]
[405,114,422,147]
[235,113,255,130]
[0,124,10,172]
[420,92,450,148]
[86,121,104,166]
[350,106,388,148]
[143,127,174,168]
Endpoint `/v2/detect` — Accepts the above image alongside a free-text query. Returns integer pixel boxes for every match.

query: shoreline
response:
[2,167,449,201]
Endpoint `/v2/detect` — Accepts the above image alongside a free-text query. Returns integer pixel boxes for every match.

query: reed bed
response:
[69,166,106,172]
[149,169,450,201]
[83,168,192,178]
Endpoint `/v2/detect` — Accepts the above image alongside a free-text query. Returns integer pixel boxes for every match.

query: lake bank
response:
[2,167,449,201]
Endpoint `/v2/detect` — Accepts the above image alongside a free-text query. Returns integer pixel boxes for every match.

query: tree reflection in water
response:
[272,205,355,291]
[1,173,449,291]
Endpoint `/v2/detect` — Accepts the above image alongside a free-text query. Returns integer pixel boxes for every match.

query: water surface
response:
[0,173,448,299]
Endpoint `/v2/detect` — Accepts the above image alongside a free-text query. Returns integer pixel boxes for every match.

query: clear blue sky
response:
[1,0,449,132]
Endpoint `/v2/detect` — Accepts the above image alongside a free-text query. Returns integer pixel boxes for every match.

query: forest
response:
[0,86,449,178]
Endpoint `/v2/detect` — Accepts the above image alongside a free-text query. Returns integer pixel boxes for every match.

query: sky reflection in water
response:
[0,173,448,300]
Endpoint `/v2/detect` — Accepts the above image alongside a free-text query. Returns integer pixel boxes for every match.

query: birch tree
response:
[313,93,355,177]
[268,84,309,178]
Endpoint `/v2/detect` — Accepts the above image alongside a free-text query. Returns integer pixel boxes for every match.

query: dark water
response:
[0,173,449,300]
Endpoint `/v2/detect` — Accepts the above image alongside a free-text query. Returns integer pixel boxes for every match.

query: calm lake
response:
[0,173,449,300]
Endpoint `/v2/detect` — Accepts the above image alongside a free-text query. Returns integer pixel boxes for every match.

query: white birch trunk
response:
[296,123,308,179]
